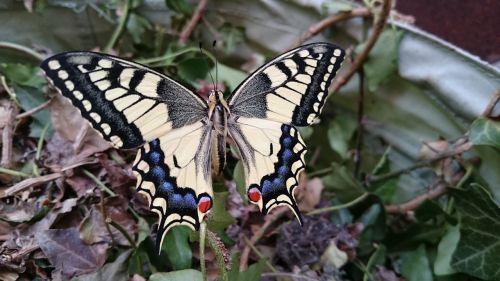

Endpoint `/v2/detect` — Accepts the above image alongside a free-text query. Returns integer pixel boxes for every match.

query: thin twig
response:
[261,272,320,281]
[178,0,209,44]
[289,7,371,49]
[353,67,365,178]
[0,101,17,167]
[0,41,44,62]
[240,207,288,271]
[104,0,131,52]
[307,192,369,216]
[0,172,63,198]
[243,236,278,272]
[482,90,500,117]
[1,75,20,106]
[384,180,448,214]
[16,100,51,120]
[366,146,470,185]
[329,0,392,94]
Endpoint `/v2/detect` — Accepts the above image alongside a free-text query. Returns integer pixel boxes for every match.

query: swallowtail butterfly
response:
[41,43,345,253]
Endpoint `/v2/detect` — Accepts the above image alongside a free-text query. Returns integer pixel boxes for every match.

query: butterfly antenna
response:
[199,42,216,90]
[212,40,218,93]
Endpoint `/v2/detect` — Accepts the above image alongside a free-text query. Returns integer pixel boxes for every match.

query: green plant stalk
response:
[200,221,208,281]
[82,169,116,196]
[0,167,31,178]
[206,230,229,281]
[243,236,278,272]
[0,76,20,106]
[0,41,44,61]
[307,192,368,216]
[107,218,137,249]
[136,47,216,66]
[363,243,383,281]
[104,0,131,52]
[36,123,51,160]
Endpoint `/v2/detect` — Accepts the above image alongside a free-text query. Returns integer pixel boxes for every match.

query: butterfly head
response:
[208,90,230,118]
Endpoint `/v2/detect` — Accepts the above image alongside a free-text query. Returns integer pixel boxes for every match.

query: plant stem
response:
[200,221,208,281]
[107,218,137,249]
[206,230,229,281]
[36,123,51,160]
[82,169,116,196]
[307,192,368,216]
[0,167,31,178]
[0,41,44,61]
[243,236,278,272]
[104,0,131,52]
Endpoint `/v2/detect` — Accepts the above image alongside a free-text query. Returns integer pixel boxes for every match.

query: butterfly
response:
[40,43,345,253]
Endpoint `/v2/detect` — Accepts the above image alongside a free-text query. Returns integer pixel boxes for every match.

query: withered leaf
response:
[36,228,108,279]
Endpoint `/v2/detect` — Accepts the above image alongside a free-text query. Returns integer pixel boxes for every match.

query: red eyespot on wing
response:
[248,187,261,202]
[198,196,212,213]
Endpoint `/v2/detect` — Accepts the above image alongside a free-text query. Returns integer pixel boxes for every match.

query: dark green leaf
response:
[220,24,244,53]
[211,63,247,92]
[327,115,357,159]
[165,0,193,15]
[233,161,246,199]
[1,63,45,88]
[357,203,386,256]
[127,13,152,44]
[228,253,267,281]
[469,118,500,148]
[207,192,236,231]
[364,244,387,281]
[149,269,202,281]
[177,57,210,85]
[401,245,433,281]
[434,225,459,276]
[321,163,365,202]
[161,226,192,270]
[451,184,500,280]
[360,29,404,91]
[13,84,52,138]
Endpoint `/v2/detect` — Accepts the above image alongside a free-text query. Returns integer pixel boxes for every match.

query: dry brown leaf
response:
[297,177,324,212]
[36,228,108,280]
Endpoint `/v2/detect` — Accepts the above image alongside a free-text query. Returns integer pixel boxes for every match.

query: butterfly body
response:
[40,43,345,253]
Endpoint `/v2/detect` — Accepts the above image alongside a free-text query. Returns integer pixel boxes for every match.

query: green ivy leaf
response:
[165,0,193,15]
[177,57,210,85]
[233,161,246,199]
[1,63,45,88]
[401,244,433,281]
[327,115,357,159]
[469,118,500,148]
[149,269,202,281]
[207,192,236,231]
[14,84,52,138]
[126,13,152,44]
[228,253,266,281]
[321,163,365,202]
[434,225,459,276]
[451,184,500,280]
[359,29,404,92]
[161,226,192,270]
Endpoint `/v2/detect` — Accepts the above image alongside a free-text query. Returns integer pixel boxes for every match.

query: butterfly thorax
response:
[208,91,229,175]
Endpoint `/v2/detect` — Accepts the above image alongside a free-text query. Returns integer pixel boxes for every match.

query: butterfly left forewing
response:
[132,120,213,254]
[228,43,344,126]
[228,117,306,221]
